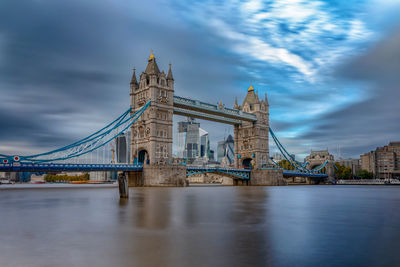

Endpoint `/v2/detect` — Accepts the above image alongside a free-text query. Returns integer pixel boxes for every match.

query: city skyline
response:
[0,0,399,160]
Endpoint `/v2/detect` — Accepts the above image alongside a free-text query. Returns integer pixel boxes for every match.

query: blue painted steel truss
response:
[282,170,328,178]
[186,167,250,179]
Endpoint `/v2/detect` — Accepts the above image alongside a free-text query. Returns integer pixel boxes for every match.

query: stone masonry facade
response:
[234,85,269,169]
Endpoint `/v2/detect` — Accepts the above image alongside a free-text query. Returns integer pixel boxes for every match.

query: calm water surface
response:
[1,185,400,267]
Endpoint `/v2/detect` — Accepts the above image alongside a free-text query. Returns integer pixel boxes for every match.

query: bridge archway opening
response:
[242,158,252,169]
[310,164,326,173]
[138,150,148,164]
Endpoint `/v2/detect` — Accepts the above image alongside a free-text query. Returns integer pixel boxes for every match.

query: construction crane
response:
[110,143,115,164]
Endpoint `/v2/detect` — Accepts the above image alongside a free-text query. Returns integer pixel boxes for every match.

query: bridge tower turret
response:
[130,51,174,165]
[130,68,138,109]
[234,85,269,169]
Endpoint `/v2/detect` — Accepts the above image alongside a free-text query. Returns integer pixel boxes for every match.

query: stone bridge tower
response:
[130,51,174,165]
[305,150,335,178]
[234,85,269,169]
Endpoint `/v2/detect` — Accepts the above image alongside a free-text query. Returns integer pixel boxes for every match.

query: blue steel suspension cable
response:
[269,129,309,172]
[311,160,328,172]
[269,128,308,171]
[270,158,284,169]
[269,128,329,173]
[26,101,151,162]
[24,105,143,161]
[269,128,306,168]
[22,108,132,159]
[50,108,139,160]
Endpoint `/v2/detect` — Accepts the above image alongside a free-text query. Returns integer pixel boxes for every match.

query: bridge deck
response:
[0,163,143,172]
[1,163,328,179]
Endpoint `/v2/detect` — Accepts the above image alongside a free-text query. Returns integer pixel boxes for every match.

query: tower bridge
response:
[130,51,270,170]
[0,51,329,196]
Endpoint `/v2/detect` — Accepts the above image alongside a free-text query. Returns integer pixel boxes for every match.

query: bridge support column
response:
[233,179,249,186]
[128,165,187,187]
[118,172,129,198]
[250,169,287,186]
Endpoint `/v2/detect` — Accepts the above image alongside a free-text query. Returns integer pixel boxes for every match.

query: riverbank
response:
[0,183,118,190]
[337,179,400,185]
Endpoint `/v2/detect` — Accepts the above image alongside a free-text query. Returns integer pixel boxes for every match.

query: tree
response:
[334,163,353,180]
[355,169,374,179]
[278,159,295,170]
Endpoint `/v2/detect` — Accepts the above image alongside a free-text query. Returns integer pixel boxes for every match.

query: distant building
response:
[217,134,234,164]
[361,142,400,179]
[272,152,282,161]
[304,150,335,177]
[177,118,210,160]
[199,128,210,158]
[336,158,361,176]
[305,150,334,169]
[360,152,375,173]
[116,132,130,163]
[209,150,215,161]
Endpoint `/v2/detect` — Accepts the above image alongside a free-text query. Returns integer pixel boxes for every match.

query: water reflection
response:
[1,186,400,266]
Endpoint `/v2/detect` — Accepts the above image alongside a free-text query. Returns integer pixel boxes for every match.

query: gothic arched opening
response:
[242,158,252,169]
[138,150,148,164]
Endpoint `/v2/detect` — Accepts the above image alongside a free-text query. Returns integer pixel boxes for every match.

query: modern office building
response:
[116,132,131,163]
[209,150,215,161]
[360,142,400,179]
[176,118,210,160]
[217,135,234,164]
[199,128,210,158]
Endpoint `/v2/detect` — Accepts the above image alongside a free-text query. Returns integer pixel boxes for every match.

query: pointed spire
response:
[130,68,138,85]
[243,82,257,106]
[167,63,174,80]
[265,92,269,105]
[149,49,155,61]
[248,83,254,92]
[145,49,160,75]
[234,96,239,109]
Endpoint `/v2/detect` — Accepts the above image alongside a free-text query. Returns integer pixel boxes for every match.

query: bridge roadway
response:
[0,163,143,172]
[0,163,328,179]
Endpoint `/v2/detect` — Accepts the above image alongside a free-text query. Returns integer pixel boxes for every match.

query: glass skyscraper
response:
[177,118,210,160]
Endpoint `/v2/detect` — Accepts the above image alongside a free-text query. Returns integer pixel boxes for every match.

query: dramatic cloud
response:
[0,0,399,160]
[299,25,400,157]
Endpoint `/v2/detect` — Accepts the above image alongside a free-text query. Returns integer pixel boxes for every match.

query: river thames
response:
[1,185,399,267]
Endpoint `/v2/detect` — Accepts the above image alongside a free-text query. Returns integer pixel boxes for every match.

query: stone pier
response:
[128,165,187,187]
[249,169,287,186]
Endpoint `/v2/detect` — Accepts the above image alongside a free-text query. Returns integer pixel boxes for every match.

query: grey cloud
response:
[0,0,242,154]
[1,0,399,160]
[298,26,400,158]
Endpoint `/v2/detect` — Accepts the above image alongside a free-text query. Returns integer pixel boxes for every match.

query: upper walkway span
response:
[173,96,257,125]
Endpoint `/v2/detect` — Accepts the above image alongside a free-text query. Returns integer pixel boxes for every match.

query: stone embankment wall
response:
[338,179,400,185]
[187,173,234,185]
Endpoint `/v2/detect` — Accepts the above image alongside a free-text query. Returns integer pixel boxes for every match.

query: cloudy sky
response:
[0,0,399,160]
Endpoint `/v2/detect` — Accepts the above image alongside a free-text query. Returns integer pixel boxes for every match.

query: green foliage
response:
[334,163,353,180]
[45,173,90,183]
[355,169,374,179]
[278,159,295,170]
